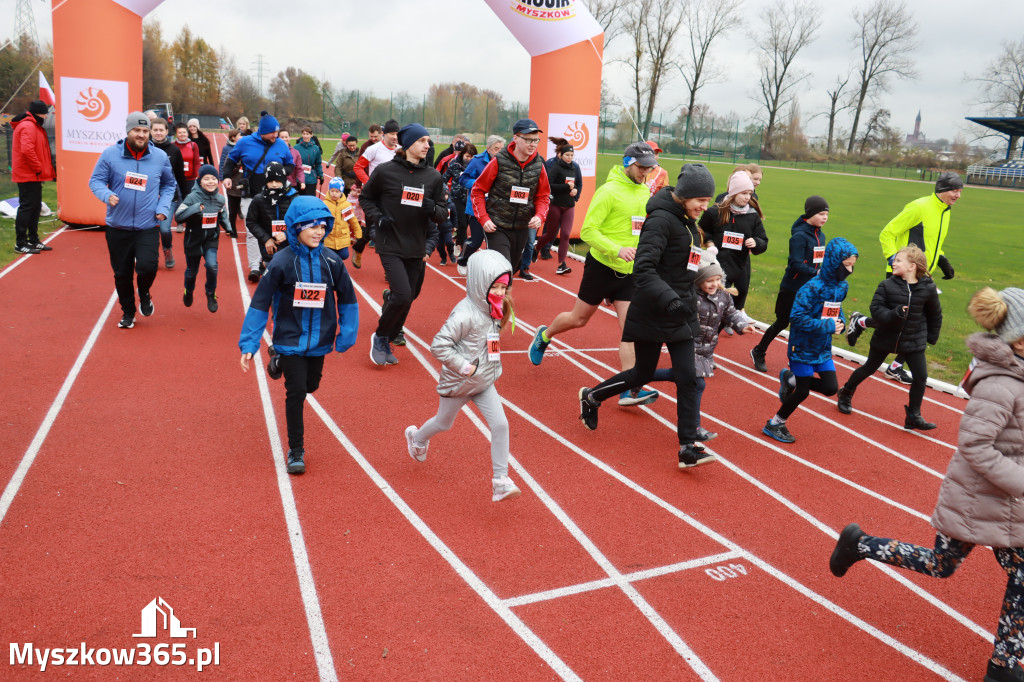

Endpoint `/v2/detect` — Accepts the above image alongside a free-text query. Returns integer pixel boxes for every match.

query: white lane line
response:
[0,290,116,526]
[225,157,338,681]
[0,225,67,282]
[314,283,584,681]
[715,353,956,450]
[418,265,978,675]
[503,551,743,608]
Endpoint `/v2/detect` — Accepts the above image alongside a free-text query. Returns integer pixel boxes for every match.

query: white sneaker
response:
[405,425,428,462]
[457,263,467,277]
[453,245,462,258]
[491,476,521,502]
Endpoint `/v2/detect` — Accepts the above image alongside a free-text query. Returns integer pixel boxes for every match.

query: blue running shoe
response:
[618,388,659,406]
[529,325,550,366]
[762,420,795,444]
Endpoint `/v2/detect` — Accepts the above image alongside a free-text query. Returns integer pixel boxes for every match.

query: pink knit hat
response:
[726,171,755,198]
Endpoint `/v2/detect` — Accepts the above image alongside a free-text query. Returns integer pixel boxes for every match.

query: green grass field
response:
[591,151,1024,384]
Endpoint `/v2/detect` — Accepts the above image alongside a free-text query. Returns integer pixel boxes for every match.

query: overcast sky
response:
[15,0,1024,145]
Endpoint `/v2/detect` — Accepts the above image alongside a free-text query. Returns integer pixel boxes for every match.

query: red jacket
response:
[12,114,54,183]
[173,139,201,180]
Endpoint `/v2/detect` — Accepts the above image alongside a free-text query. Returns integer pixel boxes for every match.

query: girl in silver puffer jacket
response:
[404,250,522,502]
[830,286,1024,682]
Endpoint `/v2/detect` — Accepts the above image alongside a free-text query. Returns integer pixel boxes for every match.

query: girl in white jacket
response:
[405,250,521,502]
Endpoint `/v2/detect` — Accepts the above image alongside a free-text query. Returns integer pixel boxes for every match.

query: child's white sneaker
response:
[405,425,428,462]
[491,476,521,502]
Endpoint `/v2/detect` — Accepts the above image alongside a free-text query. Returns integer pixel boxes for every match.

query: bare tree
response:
[587,0,627,47]
[846,0,918,153]
[824,73,854,155]
[618,0,687,139]
[858,108,891,154]
[677,0,744,145]
[751,0,820,155]
[969,39,1024,155]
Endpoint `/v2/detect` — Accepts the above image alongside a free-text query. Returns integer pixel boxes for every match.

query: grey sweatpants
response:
[240,197,262,272]
[413,384,511,479]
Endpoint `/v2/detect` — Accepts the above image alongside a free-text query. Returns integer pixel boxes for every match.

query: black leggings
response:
[457,216,485,267]
[280,355,325,451]
[843,347,928,412]
[778,371,838,420]
[755,288,797,354]
[590,337,699,445]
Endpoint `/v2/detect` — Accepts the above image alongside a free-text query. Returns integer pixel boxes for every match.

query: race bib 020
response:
[201,213,218,229]
[293,282,327,309]
[722,231,744,250]
[510,185,530,205]
[123,171,148,191]
[401,186,425,207]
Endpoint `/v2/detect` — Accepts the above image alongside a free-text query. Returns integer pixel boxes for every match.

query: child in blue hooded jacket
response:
[762,237,858,444]
[239,196,359,474]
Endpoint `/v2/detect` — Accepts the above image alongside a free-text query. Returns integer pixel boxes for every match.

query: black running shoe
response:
[762,420,795,443]
[678,443,716,468]
[286,448,305,474]
[750,346,768,373]
[846,311,865,346]
[830,523,864,577]
[139,293,154,317]
[118,314,135,329]
[579,388,599,430]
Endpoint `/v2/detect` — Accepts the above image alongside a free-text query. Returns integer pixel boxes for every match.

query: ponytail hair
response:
[549,136,572,156]
[499,293,516,331]
[969,287,1008,332]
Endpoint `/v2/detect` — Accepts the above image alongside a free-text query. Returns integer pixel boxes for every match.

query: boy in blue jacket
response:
[762,237,858,444]
[239,196,359,474]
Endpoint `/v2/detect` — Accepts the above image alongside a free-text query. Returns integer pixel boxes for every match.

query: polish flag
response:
[39,72,55,107]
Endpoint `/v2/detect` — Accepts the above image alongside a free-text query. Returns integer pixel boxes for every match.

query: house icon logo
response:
[133,597,197,638]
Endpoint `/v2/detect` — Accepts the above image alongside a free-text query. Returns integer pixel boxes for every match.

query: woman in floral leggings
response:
[830,286,1024,682]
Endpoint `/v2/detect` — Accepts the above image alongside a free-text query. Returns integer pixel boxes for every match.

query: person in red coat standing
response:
[11,100,55,254]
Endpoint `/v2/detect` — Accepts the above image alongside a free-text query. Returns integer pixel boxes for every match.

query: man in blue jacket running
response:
[89,112,176,329]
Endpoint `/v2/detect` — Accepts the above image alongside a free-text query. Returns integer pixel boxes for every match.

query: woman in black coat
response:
[838,245,942,428]
[578,164,719,469]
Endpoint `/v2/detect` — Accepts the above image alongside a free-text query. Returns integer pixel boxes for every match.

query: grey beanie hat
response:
[695,260,724,286]
[996,288,1024,343]
[126,111,150,133]
[935,171,964,194]
[674,163,715,199]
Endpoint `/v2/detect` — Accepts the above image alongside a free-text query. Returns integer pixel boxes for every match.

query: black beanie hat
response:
[383,119,400,134]
[264,161,287,185]
[935,172,964,194]
[28,100,48,116]
[673,163,715,199]
[803,195,829,219]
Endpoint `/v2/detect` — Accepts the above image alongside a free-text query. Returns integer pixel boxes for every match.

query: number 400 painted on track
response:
[706,564,747,581]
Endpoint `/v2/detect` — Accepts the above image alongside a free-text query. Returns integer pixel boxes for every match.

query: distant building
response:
[905,110,926,145]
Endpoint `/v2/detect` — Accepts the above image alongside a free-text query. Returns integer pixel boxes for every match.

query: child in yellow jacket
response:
[322,177,362,261]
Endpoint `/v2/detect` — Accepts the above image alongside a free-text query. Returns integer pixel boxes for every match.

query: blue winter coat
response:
[780,217,827,292]
[238,196,359,358]
[88,140,176,230]
[788,237,858,365]
[224,134,294,195]
[458,150,493,217]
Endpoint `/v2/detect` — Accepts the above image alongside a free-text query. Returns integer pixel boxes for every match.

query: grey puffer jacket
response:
[931,333,1024,547]
[695,287,749,377]
[432,250,513,398]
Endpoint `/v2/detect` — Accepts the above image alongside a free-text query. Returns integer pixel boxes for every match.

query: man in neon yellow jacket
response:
[876,171,963,382]
[528,142,662,407]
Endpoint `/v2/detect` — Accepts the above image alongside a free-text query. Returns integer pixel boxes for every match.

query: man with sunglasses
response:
[468,118,551,273]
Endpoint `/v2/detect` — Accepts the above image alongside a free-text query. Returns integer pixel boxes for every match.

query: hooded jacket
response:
[580,165,650,275]
[931,333,1024,547]
[879,193,952,275]
[359,154,446,259]
[621,188,701,344]
[223,134,295,197]
[296,139,323,185]
[174,182,229,257]
[780,217,827,293]
[431,250,513,398]
[11,112,54,183]
[89,140,176,230]
[867,273,942,354]
[699,204,768,290]
[322,193,362,251]
[458,149,494,217]
[238,197,359,358]
[695,286,749,377]
[788,237,858,365]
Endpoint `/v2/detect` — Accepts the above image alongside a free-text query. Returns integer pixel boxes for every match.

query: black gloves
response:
[376,215,395,232]
[666,299,687,317]
[422,197,436,215]
[938,255,955,280]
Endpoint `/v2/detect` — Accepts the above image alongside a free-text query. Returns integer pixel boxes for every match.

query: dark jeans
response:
[376,254,425,339]
[778,371,838,420]
[279,354,325,451]
[226,194,242,234]
[590,337,699,445]
[436,217,456,263]
[457,215,485,267]
[755,287,797,354]
[184,247,219,295]
[453,207,469,247]
[486,227,530,273]
[858,532,1024,669]
[695,376,706,429]
[105,226,160,317]
[15,181,42,247]
[843,347,928,412]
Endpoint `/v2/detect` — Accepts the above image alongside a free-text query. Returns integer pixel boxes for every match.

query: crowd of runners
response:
[5,98,1007,681]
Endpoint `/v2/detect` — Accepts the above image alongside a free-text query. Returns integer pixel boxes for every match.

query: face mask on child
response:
[488,274,511,319]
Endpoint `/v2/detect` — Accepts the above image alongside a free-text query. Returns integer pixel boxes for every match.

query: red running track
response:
[0,136,997,681]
